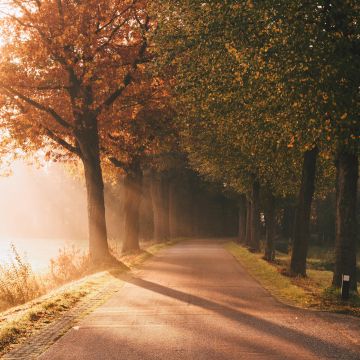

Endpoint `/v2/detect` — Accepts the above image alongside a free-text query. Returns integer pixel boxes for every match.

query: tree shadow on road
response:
[111,272,359,360]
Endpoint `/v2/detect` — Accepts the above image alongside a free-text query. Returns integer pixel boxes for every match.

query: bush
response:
[0,245,44,310]
[49,246,90,286]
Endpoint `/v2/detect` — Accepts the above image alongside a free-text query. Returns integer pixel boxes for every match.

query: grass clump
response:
[0,244,92,312]
[225,242,360,316]
[49,246,90,286]
[0,245,44,311]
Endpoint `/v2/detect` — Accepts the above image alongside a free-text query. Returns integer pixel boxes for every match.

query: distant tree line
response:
[0,1,358,292]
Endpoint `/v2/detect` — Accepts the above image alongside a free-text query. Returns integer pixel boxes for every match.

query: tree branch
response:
[56,0,64,28]
[0,85,73,130]
[109,156,128,170]
[43,127,80,156]
[96,15,150,114]
[95,0,137,34]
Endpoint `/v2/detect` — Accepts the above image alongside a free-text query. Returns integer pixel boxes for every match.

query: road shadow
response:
[111,272,360,359]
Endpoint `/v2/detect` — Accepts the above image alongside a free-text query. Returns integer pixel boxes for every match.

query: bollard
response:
[341,274,350,300]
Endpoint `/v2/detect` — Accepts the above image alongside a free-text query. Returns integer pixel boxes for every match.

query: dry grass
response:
[0,289,87,354]
[0,239,179,355]
[48,246,90,286]
[225,242,360,317]
[0,239,182,313]
[0,245,44,311]
[0,245,92,313]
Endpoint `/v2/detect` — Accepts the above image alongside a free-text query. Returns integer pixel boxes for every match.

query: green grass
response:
[225,242,360,317]
[225,242,310,307]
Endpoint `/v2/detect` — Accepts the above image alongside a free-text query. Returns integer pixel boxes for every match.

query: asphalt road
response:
[39,239,360,360]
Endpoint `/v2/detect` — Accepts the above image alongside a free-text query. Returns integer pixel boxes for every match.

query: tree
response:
[105,102,175,251]
[333,153,358,290]
[237,194,247,244]
[150,1,303,257]
[252,1,359,282]
[151,0,358,286]
[0,0,150,264]
[290,147,319,275]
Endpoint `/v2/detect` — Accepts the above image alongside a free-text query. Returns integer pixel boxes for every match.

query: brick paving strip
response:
[2,278,124,360]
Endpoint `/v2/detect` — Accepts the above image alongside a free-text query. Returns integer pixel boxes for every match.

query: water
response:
[0,237,88,273]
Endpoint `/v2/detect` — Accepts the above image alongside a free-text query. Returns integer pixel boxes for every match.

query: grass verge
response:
[225,242,360,317]
[0,239,179,356]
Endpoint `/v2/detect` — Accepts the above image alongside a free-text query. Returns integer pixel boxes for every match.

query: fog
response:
[0,161,238,272]
[0,161,89,270]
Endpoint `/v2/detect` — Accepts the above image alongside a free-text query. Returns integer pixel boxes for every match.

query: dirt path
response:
[18,240,360,359]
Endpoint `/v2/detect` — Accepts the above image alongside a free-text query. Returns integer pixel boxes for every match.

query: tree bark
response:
[151,171,170,242]
[140,170,154,242]
[122,161,143,253]
[315,195,335,245]
[281,203,295,242]
[250,180,261,252]
[169,174,183,238]
[238,194,247,243]
[332,152,358,291]
[290,146,318,276]
[78,123,111,264]
[245,197,252,246]
[264,191,276,261]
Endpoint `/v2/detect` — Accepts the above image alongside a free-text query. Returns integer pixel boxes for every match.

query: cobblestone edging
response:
[2,279,123,360]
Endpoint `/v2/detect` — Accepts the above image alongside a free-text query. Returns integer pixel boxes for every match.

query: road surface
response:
[39,239,360,360]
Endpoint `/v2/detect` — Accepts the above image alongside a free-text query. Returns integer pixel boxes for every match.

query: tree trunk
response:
[245,197,252,246]
[151,172,170,242]
[290,146,318,276]
[78,125,111,264]
[264,191,276,261]
[332,152,358,291]
[238,194,247,243]
[140,170,154,241]
[122,161,143,253]
[169,174,184,238]
[282,203,295,242]
[250,180,261,252]
[180,174,193,237]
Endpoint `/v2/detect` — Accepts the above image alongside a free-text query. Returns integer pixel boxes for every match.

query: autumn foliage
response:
[0,0,154,263]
